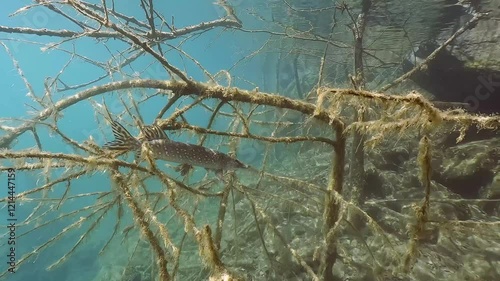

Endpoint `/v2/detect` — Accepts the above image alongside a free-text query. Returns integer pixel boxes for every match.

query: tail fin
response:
[103,121,140,151]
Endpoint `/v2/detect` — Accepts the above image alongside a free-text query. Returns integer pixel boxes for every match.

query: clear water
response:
[0,1,498,281]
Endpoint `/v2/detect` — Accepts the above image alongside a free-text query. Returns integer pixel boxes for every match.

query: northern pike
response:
[102,121,248,176]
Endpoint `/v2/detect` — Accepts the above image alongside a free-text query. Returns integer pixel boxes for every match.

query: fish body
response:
[146,139,247,171]
[103,121,248,173]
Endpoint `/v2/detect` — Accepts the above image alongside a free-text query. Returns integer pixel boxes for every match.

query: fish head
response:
[226,158,249,170]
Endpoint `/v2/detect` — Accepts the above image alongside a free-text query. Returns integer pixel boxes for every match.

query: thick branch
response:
[1,79,341,148]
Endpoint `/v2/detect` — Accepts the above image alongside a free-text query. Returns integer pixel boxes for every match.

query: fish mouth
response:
[235,159,249,169]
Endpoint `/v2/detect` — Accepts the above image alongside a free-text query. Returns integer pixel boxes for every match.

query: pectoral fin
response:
[175,163,193,176]
[214,169,224,181]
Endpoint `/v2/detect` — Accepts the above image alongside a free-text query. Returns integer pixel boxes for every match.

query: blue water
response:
[0,1,268,280]
[2,1,499,281]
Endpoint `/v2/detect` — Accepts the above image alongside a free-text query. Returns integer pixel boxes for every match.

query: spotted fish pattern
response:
[103,121,248,174]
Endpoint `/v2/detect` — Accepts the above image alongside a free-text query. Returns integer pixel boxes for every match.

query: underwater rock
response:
[432,136,499,202]
[403,38,500,114]
[436,0,500,72]
[482,173,500,214]
[403,0,500,114]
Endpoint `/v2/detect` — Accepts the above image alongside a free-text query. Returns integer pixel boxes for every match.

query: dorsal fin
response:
[142,125,169,140]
